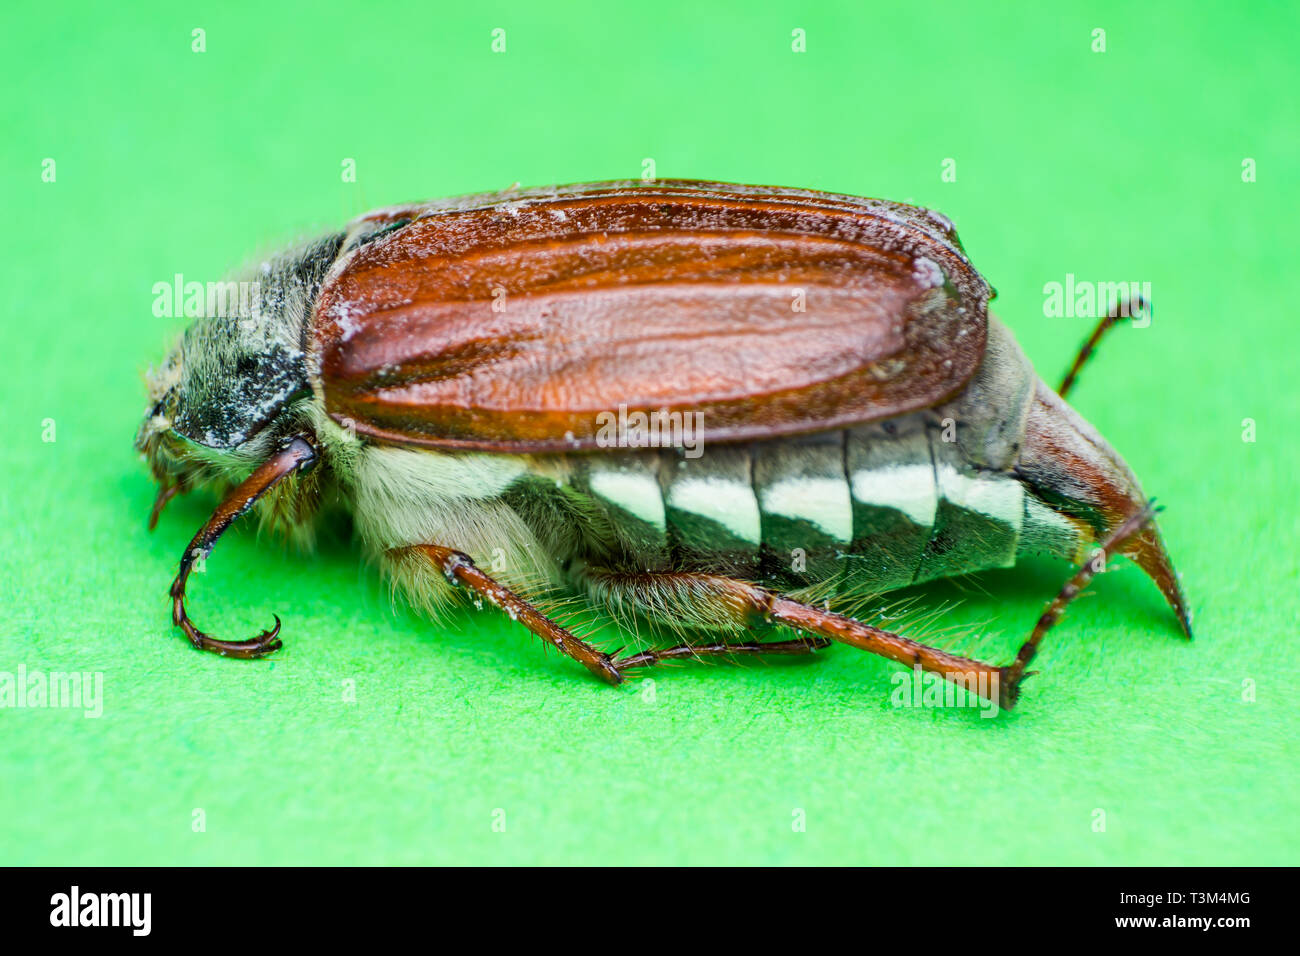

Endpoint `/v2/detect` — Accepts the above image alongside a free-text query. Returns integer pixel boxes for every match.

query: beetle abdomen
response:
[507,316,1087,599]
[548,420,1082,599]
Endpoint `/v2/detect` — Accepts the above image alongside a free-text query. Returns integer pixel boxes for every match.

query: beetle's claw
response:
[171,587,284,659]
[998,666,1036,710]
[591,653,626,684]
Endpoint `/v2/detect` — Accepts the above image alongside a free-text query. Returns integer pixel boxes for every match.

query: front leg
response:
[168,435,318,658]
[390,545,623,684]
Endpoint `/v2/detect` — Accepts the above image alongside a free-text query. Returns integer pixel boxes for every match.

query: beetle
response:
[136,180,1191,709]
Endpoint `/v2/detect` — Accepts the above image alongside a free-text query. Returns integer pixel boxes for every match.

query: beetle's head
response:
[135,313,313,528]
[135,233,345,523]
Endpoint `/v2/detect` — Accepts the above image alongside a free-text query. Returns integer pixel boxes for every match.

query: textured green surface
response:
[2,1,1296,865]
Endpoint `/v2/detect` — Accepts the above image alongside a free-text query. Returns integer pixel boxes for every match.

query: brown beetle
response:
[137,180,1191,709]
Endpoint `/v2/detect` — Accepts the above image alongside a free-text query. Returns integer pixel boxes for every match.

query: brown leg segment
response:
[168,435,318,658]
[398,545,624,684]
[147,479,185,531]
[1057,294,1148,399]
[1001,503,1157,701]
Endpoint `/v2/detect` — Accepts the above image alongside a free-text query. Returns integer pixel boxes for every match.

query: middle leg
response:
[392,544,624,684]
[580,566,831,668]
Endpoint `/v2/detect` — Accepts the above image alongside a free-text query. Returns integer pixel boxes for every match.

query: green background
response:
[2,1,1296,865]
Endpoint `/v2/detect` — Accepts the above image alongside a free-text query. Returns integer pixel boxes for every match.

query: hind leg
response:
[589,504,1160,707]
[1057,294,1149,398]
[583,566,1004,696]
